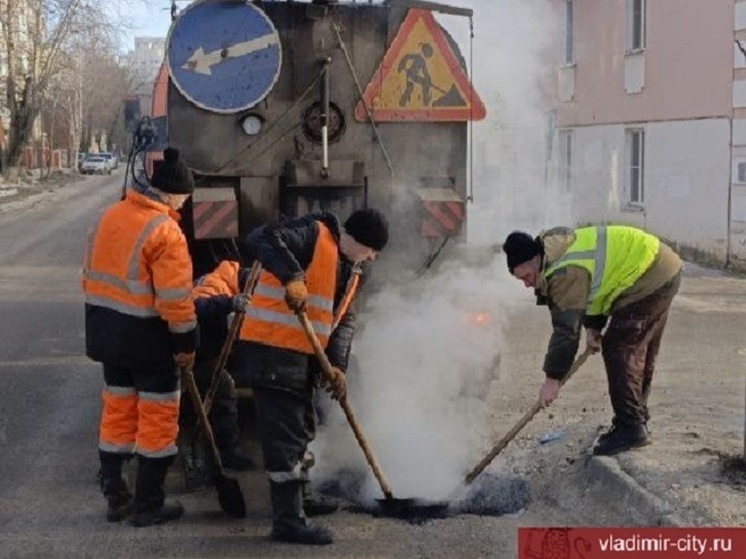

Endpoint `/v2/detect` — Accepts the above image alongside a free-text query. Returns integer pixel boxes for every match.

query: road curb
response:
[584,455,686,526]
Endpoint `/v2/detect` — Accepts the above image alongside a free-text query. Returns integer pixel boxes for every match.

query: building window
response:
[564,0,574,64]
[626,129,645,204]
[738,162,746,183]
[559,130,572,192]
[627,0,646,52]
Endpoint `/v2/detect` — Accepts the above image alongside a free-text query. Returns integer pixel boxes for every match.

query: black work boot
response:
[99,451,133,522]
[270,481,333,545]
[130,455,185,527]
[598,417,653,445]
[302,481,339,517]
[593,424,651,456]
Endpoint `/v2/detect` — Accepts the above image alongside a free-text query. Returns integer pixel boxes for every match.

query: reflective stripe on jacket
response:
[239,222,338,353]
[82,190,196,333]
[543,225,660,316]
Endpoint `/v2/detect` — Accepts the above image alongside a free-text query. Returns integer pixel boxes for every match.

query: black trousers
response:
[233,341,315,483]
[602,272,681,427]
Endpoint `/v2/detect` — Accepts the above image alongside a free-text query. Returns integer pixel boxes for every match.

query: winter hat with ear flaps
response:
[502,231,542,273]
[343,209,389,251]
[151,147,195,195]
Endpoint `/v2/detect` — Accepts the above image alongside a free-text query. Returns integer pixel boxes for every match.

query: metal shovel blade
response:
[216,473,246,518]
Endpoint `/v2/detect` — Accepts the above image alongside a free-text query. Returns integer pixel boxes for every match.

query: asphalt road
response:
[0,173,660,558]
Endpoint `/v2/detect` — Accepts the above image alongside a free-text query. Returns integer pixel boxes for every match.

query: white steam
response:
[312,255,522,502]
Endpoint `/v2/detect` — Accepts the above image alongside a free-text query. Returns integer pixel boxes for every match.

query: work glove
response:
[585,328,603,354]
[284,279,308,312]
[173,351,195,370]
[323,367,347,401]
[232,293,250,313]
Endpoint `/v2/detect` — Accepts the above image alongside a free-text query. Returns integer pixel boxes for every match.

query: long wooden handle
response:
[296,311,394,499]
[463,349,593,485]
[203,261,262,415]
[182,365,225,475]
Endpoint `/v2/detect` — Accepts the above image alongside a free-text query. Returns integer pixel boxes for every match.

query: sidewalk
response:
[491,262,746,527]
[0,170,88,213]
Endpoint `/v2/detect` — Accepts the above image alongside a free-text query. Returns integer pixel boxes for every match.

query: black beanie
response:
[151,147,195,194]
[502,231,541,272]
[344,209,389,251]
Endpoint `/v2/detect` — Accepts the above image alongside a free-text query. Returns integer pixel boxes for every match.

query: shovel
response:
[462,349,593,487]
[182,364,247,518]
[296,310,449,518]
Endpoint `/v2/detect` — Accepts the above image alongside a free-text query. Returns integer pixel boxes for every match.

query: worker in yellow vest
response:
[502,225,682,456]
[232,209,388,545]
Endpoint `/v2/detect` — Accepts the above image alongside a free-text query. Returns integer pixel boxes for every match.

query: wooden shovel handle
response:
[182,365,225,475]
[203,260,262,415]
[296,310,394,499]
[464,349,593,485]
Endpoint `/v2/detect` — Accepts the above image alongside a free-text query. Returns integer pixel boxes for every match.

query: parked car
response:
[76,152,88,172]
[100,152,118,170]
[81,155,111,175]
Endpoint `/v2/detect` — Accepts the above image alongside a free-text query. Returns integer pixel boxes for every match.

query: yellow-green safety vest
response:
[543,226,660,316]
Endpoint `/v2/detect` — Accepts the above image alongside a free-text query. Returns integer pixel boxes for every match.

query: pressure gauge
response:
[239,114,263,136]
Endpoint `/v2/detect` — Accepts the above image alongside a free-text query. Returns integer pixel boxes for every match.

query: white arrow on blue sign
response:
[167,0,282,114]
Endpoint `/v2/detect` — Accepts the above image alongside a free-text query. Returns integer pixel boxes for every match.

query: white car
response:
[81,155,111,175]
[100,152,118,170]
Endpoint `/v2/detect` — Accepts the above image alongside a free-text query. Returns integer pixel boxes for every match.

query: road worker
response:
[502,225,682,456]
[232,209,389,545]
[180,260,255,471]
[83,147,197,526]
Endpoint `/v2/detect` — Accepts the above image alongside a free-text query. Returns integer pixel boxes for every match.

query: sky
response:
[117,1,174,52]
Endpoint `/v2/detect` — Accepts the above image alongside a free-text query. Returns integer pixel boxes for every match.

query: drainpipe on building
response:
[727,116,733,269]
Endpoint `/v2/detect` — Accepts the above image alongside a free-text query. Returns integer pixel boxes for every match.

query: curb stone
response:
[585,456,687,526]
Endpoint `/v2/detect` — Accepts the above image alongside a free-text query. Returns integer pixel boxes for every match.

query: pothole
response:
[317,469,530,524]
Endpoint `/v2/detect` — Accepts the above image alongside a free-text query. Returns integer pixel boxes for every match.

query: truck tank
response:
[154,0,485,277]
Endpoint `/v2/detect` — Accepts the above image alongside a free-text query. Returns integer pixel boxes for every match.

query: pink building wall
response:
[557,0,733,127]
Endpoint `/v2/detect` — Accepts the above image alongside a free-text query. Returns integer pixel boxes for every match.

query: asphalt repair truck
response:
[139,0,486,278]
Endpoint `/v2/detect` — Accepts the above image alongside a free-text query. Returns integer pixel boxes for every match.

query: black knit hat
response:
[151,147,195,194]
[344,208,389,251]
[502,231,542,272]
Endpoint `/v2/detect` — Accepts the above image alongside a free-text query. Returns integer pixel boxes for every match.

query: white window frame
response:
[627,0,646,53]
[563,0,575,65]
[625,128,645,206]
[559,129,572,192]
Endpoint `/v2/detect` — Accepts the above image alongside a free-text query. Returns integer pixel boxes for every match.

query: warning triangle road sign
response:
[355,9,486,122]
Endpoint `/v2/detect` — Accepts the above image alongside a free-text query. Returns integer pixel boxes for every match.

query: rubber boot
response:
[99,451,133,522]
[129,455,184,527]
[270,481,333,545]
[302,481,339,517]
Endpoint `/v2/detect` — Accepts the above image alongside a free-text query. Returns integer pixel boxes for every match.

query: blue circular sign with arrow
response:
[167,0,282,114]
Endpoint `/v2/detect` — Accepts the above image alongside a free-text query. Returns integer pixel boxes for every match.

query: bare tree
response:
[0,0,112,177]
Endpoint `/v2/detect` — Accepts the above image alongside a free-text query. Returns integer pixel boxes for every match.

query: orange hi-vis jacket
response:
[193,260,240,299]
[83,190,197,364]
[240,222,359,354]
[84,190,196,458]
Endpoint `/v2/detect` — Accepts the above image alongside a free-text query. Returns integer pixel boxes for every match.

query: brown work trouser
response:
[601,272,681,428]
